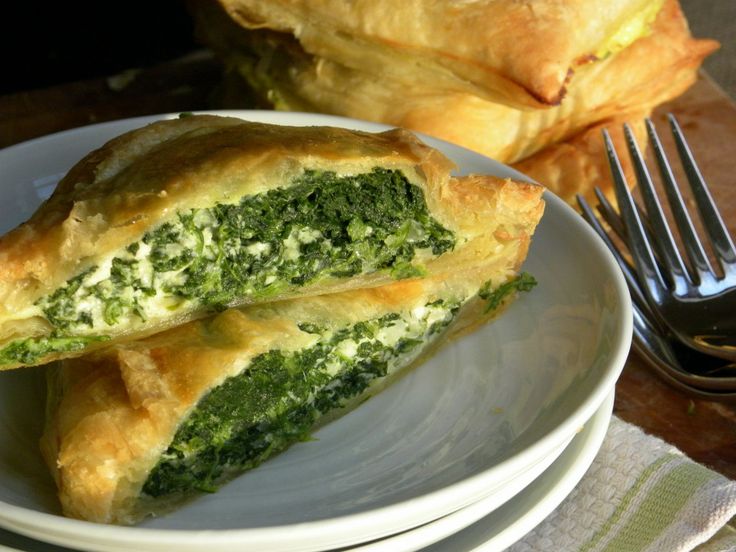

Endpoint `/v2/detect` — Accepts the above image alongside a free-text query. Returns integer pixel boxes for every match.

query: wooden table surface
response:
[1,52,735,479]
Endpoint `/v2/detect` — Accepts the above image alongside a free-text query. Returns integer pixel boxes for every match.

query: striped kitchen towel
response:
[509,417,736,552]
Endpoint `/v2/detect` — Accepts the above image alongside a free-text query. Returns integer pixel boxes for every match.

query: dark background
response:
[1,2,199,95]
[1,1,734,99]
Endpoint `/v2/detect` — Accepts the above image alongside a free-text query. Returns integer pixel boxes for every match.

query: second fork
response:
[604,114,736,361]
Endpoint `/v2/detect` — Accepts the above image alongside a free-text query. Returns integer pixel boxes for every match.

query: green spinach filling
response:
[142,298,460,498]
[0,334,110,366]
[45,168,455,331]
[479,272,537,313]
[0,169,456,365]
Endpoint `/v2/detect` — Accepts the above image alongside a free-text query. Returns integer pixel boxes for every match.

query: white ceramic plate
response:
[0,392,613,552]
[452,392,614,552]
[353,391,614,552]
[0,112,631,552]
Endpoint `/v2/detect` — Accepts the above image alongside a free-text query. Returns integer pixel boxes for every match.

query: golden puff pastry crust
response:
[210,0,666,108]
[0,115,538,370]
[197,0,715,205]
[41,180,544,524]
[513,114,647,206]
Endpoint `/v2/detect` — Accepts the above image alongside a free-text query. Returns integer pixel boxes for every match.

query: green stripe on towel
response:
[581,453,721,552]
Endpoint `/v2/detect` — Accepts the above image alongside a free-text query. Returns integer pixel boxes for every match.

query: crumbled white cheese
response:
[246,242,271,257]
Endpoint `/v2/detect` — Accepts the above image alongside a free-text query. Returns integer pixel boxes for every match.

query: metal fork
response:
[578,191,736,400]
[602,114,736,361]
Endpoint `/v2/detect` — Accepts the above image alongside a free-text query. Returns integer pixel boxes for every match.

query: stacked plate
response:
[0,112,632,552]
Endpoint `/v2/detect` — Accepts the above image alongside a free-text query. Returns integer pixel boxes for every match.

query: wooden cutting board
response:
[0,55,735,478]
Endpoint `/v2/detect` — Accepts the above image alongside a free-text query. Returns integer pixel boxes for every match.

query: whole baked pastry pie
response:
[210,0,668,108]
[190,0,717,205]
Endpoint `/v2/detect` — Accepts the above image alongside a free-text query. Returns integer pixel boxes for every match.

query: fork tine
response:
[646,118,714,282]
[595,187,658,259]
[594,187,626,238]
[577,194,664,330]
[603,129,668,303]
[624,124,690,293]
[668,114,736,273]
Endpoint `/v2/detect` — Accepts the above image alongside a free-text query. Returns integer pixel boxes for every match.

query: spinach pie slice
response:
[0,114,538,369]
[41,184,543,524]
